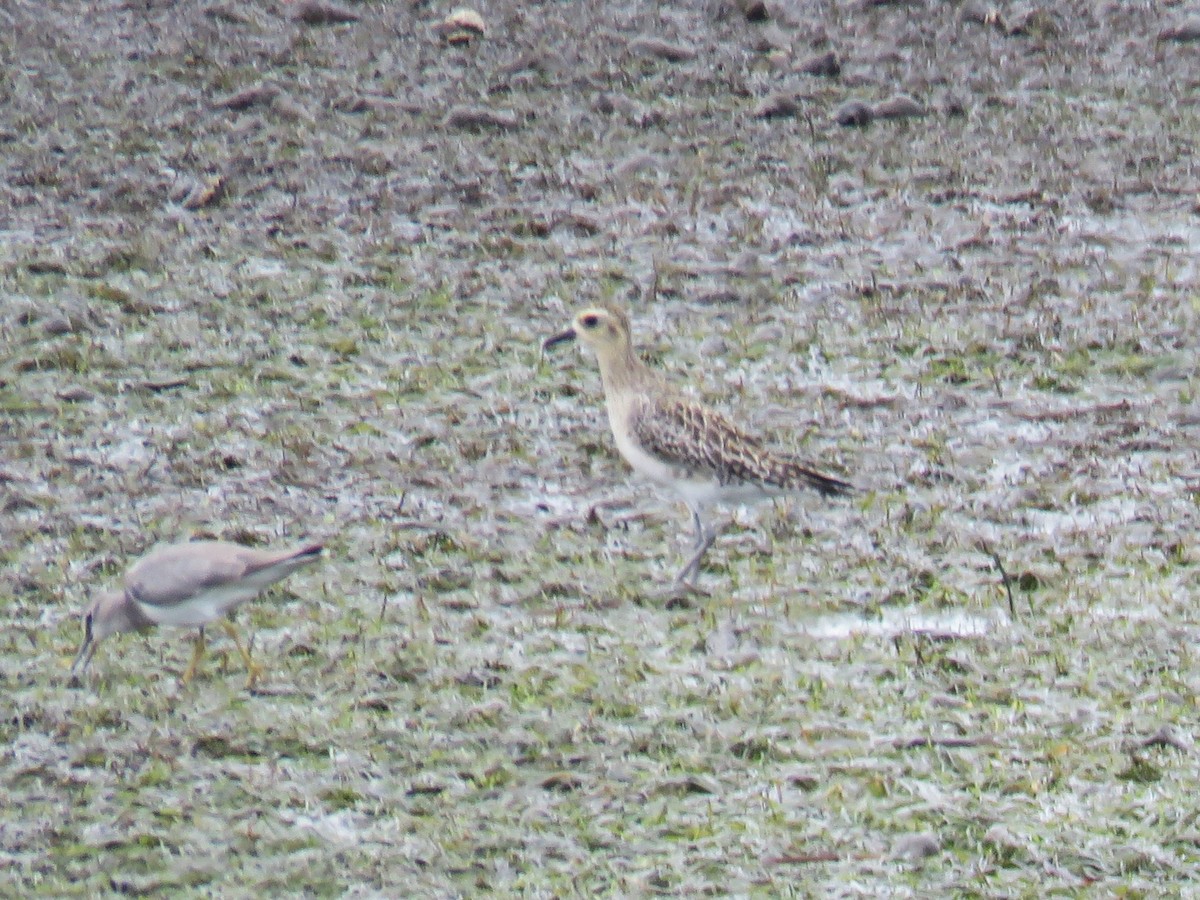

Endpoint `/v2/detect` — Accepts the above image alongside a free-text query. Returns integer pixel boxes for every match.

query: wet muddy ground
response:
[3,0,1200,894]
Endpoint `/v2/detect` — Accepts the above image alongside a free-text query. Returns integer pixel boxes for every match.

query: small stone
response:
[41,314,76,336]
[57,385,95,402]
[540,771,583,791]
[594,92,639,117]
[204,4,255,25]
[628,36,698,62]
[291,1,359,25]
[736,0,769,22]
[613,152,659,178]
[656,774,721,795]
[893,832,941,860]
[786,770,820,791]
[834,100,872,127]
[213,83,279,111]
[182,175,226,210]
[797,49,840,77]
[1159,18,1200,42]
[872,94,925,119]
[271,93,313,123]
[751,28,787,54]
[437,8,485,45]
[959,0,1001,26]
[982,824,1024,854]
[1004,6,1056,37]
[943,96,968,117]
[442,106,519,130]
[753,92,800,119]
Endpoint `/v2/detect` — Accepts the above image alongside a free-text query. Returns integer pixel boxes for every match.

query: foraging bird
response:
[72,540,324,687]
[544,306,851,584]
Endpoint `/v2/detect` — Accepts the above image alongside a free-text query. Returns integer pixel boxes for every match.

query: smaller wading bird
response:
[544,306,852,585]
[72,540,324,688]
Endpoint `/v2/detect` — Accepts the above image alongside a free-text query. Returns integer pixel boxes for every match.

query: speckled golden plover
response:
[544,306,851,585]
[72,540,324,687]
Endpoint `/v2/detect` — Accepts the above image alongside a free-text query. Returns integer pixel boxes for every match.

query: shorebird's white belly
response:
[135,581,265,628]
[611,422,774,509]
[612,425,677,485]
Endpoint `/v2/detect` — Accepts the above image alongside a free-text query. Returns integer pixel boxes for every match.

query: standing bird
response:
[544,306,851,585]
[72,540,324,688]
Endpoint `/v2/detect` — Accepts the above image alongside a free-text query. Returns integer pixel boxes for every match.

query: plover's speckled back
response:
[544,306,851,585]
[72,540,324,688]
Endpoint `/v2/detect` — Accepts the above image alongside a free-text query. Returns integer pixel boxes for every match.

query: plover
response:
[544,306,851,584]
[72,540,324,687]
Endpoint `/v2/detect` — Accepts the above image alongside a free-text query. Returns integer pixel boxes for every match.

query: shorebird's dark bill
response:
[543,328,577,350]
[71,625,96,673]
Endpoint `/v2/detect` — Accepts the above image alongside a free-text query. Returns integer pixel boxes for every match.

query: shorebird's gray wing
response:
[124,543,255,609]
[124,542,322,609]
[632,395,852,496]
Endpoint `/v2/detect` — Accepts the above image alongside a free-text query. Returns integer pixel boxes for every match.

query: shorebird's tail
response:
[277,543,324,573]
[781,462,854,497]
[249,543,325,581]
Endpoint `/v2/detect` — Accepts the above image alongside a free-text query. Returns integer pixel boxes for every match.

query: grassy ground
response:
[3,0,1200,895]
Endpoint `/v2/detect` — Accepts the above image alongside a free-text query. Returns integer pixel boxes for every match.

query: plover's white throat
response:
[72,540,324,687]
[544,306,851,584]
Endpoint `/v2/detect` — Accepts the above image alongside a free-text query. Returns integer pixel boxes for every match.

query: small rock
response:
[628,36,698,62]
[213,83,279,111]
[339,94,422,116]
[182,175,226,210]
[893,832,941,860]
[872,94,925,119]
[271,93,314,123]
[834,100,872,127]
[1139,724,1191,752]
[451,699,506,726]
[959,0,1001,26]
[786,770,820,791]
[751,323,785,345]
[656,774,721,795]
[594,92,639,117]
[751,25,791,53]
[204,4,255,25]
[437,8,485,45]
[1159,18,1200,42]
[442,106,519,130]
[797,49,840,77]
[1004,6,1056,37]
[753,92,800,119]
[540,771,583,791]
[942,96,968,117]
[736,0,769,21]
[291,0,359,25]
[613,152,659,178]
[982,824,1024,854]
[57,386,95,403]
[41,314,77,336]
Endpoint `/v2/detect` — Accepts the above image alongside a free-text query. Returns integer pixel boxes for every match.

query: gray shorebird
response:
[544,306,851,584]
[72,540,324,687]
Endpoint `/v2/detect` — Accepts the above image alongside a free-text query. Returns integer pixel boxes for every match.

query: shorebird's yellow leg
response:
[182,627,207,685]
[220,621,264,689]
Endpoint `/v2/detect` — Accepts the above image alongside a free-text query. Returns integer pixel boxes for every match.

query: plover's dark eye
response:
[581,314,600,329]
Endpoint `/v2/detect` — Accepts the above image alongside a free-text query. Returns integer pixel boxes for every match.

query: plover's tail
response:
[772,459,854,497]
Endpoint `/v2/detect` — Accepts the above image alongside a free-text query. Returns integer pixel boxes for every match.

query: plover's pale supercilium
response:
[72,540,324,687]
[544,306,851,584]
